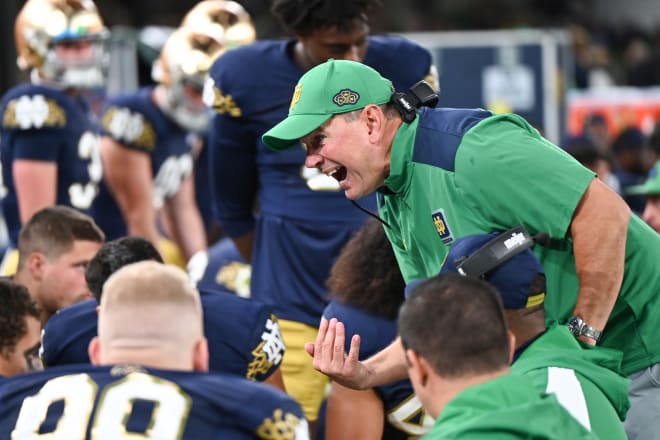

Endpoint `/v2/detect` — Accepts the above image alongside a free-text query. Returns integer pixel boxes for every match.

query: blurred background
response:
[2,0,660,164]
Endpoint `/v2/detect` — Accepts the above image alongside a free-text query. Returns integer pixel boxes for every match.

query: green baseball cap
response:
[625,161,660,196]
[263,59,394,151]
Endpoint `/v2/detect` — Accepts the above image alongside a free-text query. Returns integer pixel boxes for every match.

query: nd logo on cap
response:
[289,83,302,113]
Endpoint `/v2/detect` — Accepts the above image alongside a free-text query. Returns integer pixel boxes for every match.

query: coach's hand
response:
[305,317,371,390]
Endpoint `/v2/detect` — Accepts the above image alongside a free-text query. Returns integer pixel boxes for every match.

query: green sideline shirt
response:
[379,110,660,374]
[426,374,598,439]
[511,325,629,440]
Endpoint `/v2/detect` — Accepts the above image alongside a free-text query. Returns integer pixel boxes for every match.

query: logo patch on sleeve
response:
[431,209,454,244]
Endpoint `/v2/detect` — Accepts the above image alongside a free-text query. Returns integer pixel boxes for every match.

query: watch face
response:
[567,316,583,336]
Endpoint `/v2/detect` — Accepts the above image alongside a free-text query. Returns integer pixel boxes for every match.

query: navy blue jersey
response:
[323,302,433,439]
[0,84,103,246]
[197,237,251,296]
[194,135,220,237]
[207,37,434,326]
[92,86,195,239]
[0,364,307,439]
[41,299,97,367]
[41,290,284,381]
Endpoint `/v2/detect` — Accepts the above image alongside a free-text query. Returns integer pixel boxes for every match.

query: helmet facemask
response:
[39,33,109,89]
[16,0,110,90]
[153,27,226,133]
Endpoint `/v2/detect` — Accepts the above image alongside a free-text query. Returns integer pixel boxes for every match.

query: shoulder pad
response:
[2,95,66,129]
[102,106,156,151]
[203,77,242,118]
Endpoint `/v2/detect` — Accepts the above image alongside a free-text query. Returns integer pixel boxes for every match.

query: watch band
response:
[567,316,602,342]
[579,324,602,341]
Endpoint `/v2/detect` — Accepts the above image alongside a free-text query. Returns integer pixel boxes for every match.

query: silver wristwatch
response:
[567,316,602,342]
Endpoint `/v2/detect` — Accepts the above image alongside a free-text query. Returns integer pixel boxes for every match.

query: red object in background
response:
[567,88,660,138]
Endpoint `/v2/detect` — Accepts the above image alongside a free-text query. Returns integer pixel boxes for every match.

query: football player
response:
[322,219,432,439]
[0,262,308,438]
[0,0,109,276]
[204,0,437,429]
[41,236,286,390]
[93,1,256,266]
[0,280,42,378]
[12,205,104,325]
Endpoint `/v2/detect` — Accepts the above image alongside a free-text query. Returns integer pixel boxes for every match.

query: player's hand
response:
[304,317,370,390]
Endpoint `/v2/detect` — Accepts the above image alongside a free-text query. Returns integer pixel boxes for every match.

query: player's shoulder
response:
[205,40,295,118]
[209,40,289,82]
[365,35,433,89]
[0,364,98,399]
[200,237,251,295]
[200,288,270,320]
[103,87,155,113]
[1,83,73,131]
[367,34,430,57]
[41,299,98,367]
[186,370,306,425]
[101,87,159,150]
[165,369,302,412]
[323,301,397,358]
[43,298,97,333]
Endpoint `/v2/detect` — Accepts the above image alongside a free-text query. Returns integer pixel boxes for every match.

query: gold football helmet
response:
[152,26,226,132]
[181,0,256,49]
[15,0,109,89]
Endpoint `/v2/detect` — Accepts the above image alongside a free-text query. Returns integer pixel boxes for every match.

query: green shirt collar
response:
[381,116,419,194]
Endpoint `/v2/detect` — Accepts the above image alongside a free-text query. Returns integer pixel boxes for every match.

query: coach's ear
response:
[88,336,101,365]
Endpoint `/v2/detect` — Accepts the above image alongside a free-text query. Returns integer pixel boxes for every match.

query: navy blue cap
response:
[440,233,546,309]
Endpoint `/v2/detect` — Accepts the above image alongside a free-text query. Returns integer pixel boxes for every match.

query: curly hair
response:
[271,0,382,36]
[326,218,405,319]
[0,279,40,358]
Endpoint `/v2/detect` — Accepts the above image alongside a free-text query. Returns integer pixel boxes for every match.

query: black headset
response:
[453,226,549,278]
[390,80,439,123]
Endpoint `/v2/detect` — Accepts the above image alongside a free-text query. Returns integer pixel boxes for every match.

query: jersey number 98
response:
[11,372,191,439]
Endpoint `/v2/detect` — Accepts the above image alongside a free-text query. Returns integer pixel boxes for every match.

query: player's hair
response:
[85,236,164,301]
[17,206,105,270]
[399,273,510,378]
[98,261,203,351]
[0,279,40,357]
[327,218,404,319]
[271,0,382,36]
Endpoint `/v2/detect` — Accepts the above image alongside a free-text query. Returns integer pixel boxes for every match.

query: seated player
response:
[0,261,308,438]
[41,236,286,389]
[12,206,104,325]
[0,280,41,378]
[322,218,432,439]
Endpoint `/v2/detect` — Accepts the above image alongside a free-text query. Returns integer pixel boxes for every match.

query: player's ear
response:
[88,336,101,365]
[193,337,209,372]
[507,331,517,364]
[27,252,46,281]
[405,348,428,388]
